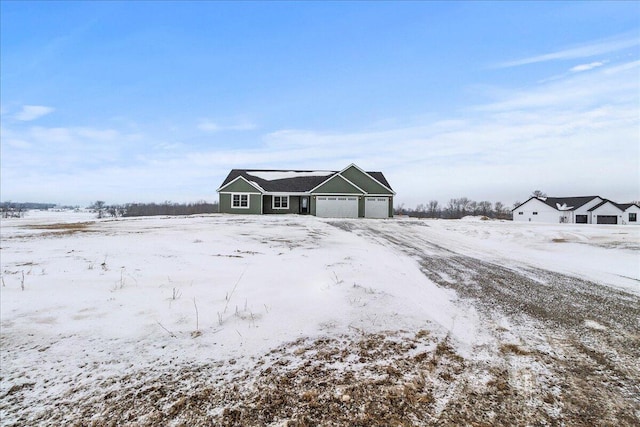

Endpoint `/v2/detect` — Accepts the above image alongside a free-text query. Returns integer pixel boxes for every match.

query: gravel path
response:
[334,220,640,426]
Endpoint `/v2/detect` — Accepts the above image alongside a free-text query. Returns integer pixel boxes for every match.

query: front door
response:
[300,196,309,214]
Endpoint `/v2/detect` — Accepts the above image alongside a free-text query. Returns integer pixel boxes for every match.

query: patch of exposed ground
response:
[2,330,583,426]
[5,222,100,238]
[331,221,640,426]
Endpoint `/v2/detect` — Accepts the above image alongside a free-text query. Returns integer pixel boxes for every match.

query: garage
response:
[365,197,389,218]
[597,215,618,224]
[315,196,358,218]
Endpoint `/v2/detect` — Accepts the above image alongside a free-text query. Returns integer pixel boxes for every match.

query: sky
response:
[1,1,639,208]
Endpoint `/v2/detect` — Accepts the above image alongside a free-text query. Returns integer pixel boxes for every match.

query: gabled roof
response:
[216,175,265,193]
[614,202,640,211]
[540,196,601,211]
[339,163,396,195]
[217,166,393,194]
[513,196,600,212]
[588,200,614,212]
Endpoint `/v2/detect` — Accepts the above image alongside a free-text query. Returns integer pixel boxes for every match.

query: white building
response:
[513,196,639,225]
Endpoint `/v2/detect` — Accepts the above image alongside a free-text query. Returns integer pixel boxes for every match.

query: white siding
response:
[590,203,624,224]
[624,205,640,225]
[513,199,562,223]
[573,197,603,224]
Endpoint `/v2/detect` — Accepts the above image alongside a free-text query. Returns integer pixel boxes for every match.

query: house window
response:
[533,212,538,215]
[630,213,637,222]
[518,212,523,215]
[232,194,249,208]
[273,195,289,209]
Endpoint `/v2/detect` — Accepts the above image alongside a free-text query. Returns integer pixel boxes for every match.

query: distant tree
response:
[477,201,492,217]
[89,200,106,218]
[122,201,218,217]
[427,200,440,218]
[106,204,125,218]
[531,190,546,198]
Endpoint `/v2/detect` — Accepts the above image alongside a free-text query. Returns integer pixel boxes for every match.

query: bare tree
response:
[89,201,106,218]
[531,190,546,198]
[477,201,492,217]
[427,200,440,218]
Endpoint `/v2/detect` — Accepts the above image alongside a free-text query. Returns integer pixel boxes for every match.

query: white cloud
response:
[4,138,32,149]
[197,119,256,132]
[14,105,55,121]
[197,120,220,132]
[570,61,606,72]
[497,33,639,68]
[2,53,638,207]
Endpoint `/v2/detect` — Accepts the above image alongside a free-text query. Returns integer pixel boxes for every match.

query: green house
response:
[217,164,395,218]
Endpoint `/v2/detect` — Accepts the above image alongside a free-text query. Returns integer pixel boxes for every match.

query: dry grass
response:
[499,343,531,356]
[19,222,97,237]
[23,222,94,231]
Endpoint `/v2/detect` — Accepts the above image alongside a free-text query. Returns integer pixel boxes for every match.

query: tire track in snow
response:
[328,220,640,426]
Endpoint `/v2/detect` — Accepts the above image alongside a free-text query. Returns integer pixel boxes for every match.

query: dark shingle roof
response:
[537,196,600,211]
[614,202,640,211]
[587,200,611,212]
[368,172,392,189]
[219,168,392,193]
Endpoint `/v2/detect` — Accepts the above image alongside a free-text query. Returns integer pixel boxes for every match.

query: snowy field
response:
[1,211,639,426]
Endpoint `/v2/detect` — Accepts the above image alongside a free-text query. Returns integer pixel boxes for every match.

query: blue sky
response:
[1,1,638,207]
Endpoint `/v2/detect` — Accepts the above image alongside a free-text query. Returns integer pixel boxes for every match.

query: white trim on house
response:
[231,193,250,209]
[308,172,366,194]
[339,163,397,195]
[216,175,265,193]
[312,193,362,196]
[263,191,310,196]
[219,191,262,195]
[272,195,289,210]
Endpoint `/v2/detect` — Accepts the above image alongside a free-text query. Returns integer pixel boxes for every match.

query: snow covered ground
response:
[1,211,638,425]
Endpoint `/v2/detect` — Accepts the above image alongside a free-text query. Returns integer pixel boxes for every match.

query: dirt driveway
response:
[329,220,640,426]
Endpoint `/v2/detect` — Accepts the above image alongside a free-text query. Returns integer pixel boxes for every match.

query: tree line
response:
[89,201,219,218]
[1,202,57,218]
[395,198,514,220]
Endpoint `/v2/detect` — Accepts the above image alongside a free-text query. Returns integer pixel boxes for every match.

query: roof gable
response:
[217,175,264,193]
[310,173,364,194]
[588,200,624,212]
[614,202,640,211]
[339,164,395,195]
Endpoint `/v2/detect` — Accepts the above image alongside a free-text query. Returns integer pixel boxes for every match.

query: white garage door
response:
[316,196,358,218]
[365,197,389,218]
